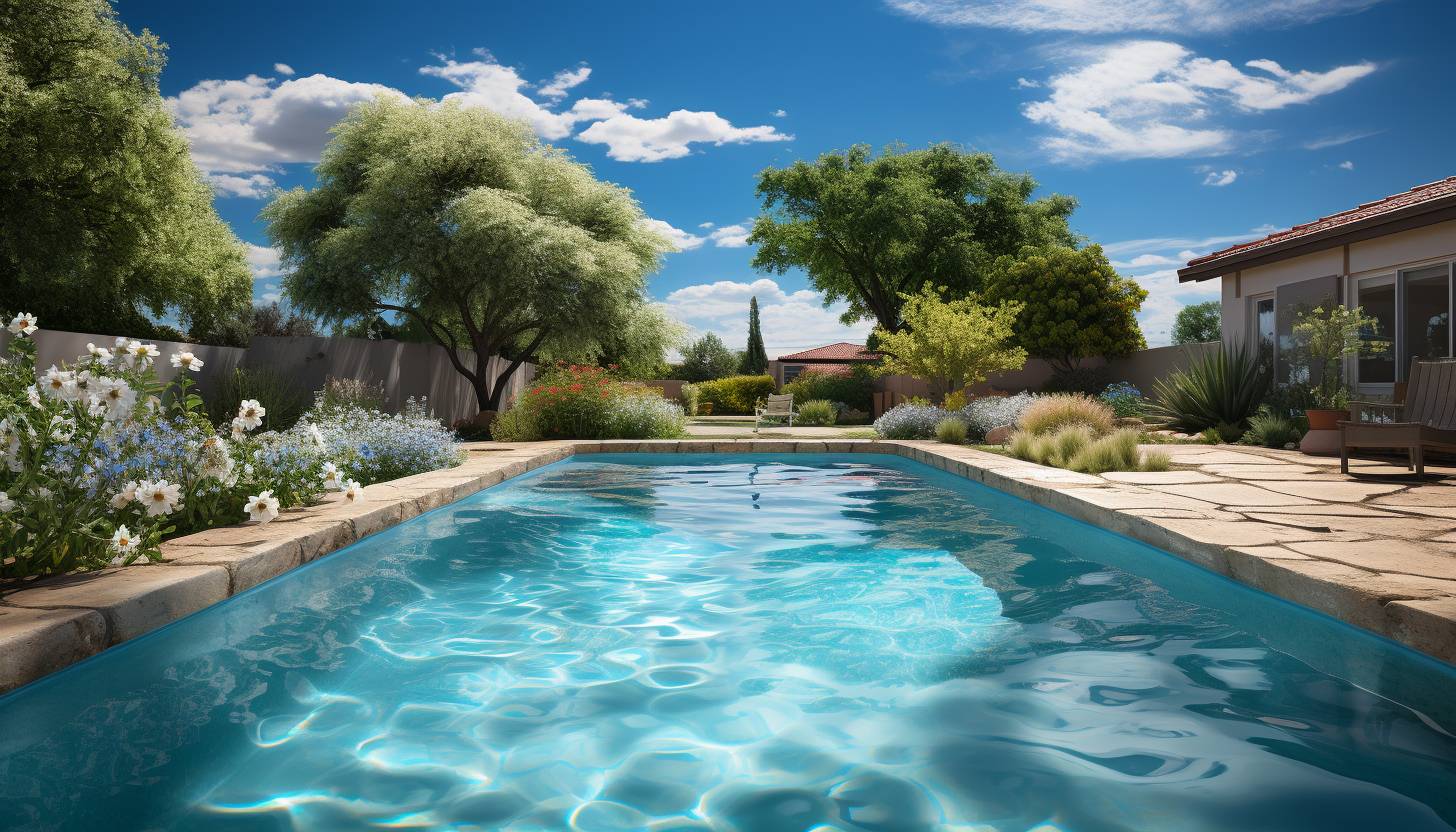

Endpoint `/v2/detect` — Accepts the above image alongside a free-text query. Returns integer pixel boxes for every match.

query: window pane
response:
[1275,276,1339,387]
[1403,265,1451,375]
[1357,279,1395,384]
[1255,298,1275,376]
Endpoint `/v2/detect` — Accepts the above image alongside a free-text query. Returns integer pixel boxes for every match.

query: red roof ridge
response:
[777,342,879,361]
[1184,175,1456,270]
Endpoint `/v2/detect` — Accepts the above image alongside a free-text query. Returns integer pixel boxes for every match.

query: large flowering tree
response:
[263,98,671,413]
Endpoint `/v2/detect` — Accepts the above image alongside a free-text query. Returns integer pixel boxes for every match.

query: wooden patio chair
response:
[1340,358,1456,476]
[755,393,796,429]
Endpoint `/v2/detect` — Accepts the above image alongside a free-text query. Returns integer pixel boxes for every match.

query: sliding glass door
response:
[1402,264,1452,374]
[1353,262,1455,388]
[1356,275,1396,386]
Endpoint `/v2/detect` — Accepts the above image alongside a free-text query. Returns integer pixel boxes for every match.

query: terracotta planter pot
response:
[1305,408,1345,431]
[1300,408,1345,455]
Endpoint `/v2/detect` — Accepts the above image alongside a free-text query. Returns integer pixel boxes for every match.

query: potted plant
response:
[1289,303,1386,454]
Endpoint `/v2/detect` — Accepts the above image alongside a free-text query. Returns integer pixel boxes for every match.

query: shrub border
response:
[2,438,1452,693]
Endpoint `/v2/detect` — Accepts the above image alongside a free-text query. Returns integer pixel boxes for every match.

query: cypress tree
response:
[740,296,769,374]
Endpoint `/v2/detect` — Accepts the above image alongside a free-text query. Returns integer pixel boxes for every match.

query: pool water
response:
[2,454,1454,831]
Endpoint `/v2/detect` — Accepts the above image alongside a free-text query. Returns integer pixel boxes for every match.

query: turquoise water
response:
[1,454,1455,831]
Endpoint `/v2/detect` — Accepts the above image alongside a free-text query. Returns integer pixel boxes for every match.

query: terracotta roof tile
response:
[1185,176,1456,269]
[777,342,878,361]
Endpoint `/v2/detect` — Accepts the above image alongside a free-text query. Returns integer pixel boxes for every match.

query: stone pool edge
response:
[2,438,1451,692]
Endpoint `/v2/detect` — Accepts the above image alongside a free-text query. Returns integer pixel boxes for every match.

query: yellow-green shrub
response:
[697,374,776,415]
[796,399,837,426]
[1018,393,1115,436]
[935,417,968,444]
[1011,426,1168,474]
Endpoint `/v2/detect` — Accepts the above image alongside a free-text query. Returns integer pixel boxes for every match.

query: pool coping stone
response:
[1,437,1452,693]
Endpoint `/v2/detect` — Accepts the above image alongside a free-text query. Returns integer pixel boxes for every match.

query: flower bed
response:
[490,364,686,440]
[0,315,460,581]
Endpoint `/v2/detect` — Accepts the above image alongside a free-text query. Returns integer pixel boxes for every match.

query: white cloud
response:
[1022,40,1376,160]
[1016,77,1041,88]
[207,172,276,198]
[772,108,788,118]
[245,244,283,280]
[1202,169,1237,186]
[697,221,715,229]
[885,0,1383,34]
[420,57,637,140]
[1111,253,1180,268]
[273,63,295,76]
[537,65,591,101]
[260,284,282,304]
[661,278,874,360]
[1339,160,1355,170]
[640,218,706,251]
[577,110,791,162]
[1303,129,1381,150]
[708,223,752,248]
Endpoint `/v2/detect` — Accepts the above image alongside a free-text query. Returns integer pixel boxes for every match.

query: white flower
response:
[342,480,364,504]
[125,341,160,367]
[199,436,234,483]
[110,480,139,509]
[7,312,38,336]
[49,416,75,442]
[109,525,139,556]
[93,377,135,419]
[25,384,41,408]
[308,424,325,448]
[230,417,247,440]
[144,394,162,413]
[40,365,79,401]
[244,490,280,524]
[86,343,114,365]
[114,336,131,351]
[320,461,342,490]
[0,491,14,512]
[136,479,182,516]
[236,399,266,430]
[170,351,204,372]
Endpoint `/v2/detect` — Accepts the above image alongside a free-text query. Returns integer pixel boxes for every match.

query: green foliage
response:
[1010,426,1164,474]
[984,244,1147,372]
[935,417,968,444]
[1100,382,1146,419]
[575,303,685,380]
[1017,393,1115,436]
[739,297,769,375]
[696,375,777,415]
[796,399,837,426]
[1291,304,1386,410]
[489,406,541,442]
[490,365,683,440]
[1172,301,1221,345]
[872,286,1027,390]
[1243,407,1305,448]
[1147,343,1269,434]
[680,382,700,416]
[605,388,688,439]
[0,0,252,341]
[205,367,309,430]
[1042,364,1112,395]
[676,333,739,382]
[263,98,668,411]
[782,366,875,411]
[314,376,386,414]
[750,143,1077,331]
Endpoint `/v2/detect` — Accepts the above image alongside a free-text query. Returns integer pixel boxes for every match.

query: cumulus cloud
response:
[661,278,874,360]
[577,110,791,162]
[708,223,753,248]
[207,172,277,198]
[1022,40,1376,160]
[259,283,282,304]
[168,52,792,195]
[772,108,788,117]
[884,0,1383,34]
[1339,160,1356,170]
[1202,169,1237,186]
[640,218,706,252]
[245,244,283,280]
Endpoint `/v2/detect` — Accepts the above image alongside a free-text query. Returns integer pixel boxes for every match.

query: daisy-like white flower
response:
[230,417,248,440]
[244,490,280,524]
[320,461,342,490]
[25,384,42,408]
[40,365,78,400]
[129,342,161,367]
[136,479,182,516]
[342,480,364,504]
[110,480,139,509]
[236,399,266,431]
[8,312,38,336]
[92,376,135,419]
[0,491,14,512]
[109,525,139,556]
[86,343,114,365]
[170,351,204,372]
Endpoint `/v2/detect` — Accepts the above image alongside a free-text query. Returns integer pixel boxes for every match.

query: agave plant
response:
[1147,343,1269,434]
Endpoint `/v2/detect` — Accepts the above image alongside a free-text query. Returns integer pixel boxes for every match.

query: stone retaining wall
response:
[3,439,1451,693]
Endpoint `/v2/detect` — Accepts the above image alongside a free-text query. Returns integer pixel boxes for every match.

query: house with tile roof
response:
[768,342,880,387]
[1178,176,1456,397]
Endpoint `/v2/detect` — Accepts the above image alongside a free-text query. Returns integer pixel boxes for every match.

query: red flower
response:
[569,383,583,392]
[549,386,560,394]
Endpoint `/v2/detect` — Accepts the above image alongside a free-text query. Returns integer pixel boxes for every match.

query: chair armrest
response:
[1347,400,1404,423]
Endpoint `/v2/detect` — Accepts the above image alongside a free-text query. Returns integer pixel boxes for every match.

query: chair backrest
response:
[1405,359,1456,429]
[763,393,793,414]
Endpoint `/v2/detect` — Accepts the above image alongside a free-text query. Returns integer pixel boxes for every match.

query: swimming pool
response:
[1,454,1453,831]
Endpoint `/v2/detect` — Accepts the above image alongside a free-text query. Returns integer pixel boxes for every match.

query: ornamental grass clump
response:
[935,417,968,444]
[1009,426,1168,474]
[1017,393,1115,437]
[0,314,371,580]
[796,399,837,427]
[1147,343,1268,434]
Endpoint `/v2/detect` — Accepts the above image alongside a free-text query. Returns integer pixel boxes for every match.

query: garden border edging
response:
[3,438,1452,693]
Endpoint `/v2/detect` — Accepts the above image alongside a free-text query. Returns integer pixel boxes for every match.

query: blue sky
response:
[119,0,1455,356]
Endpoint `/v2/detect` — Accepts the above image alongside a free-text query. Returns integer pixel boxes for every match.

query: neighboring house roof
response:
[1178,176,1456,283]
[776,342,879,362]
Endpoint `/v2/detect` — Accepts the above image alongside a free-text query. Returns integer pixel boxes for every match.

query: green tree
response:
[749,143,1077,332]
[1172,300,1221,344]
[591,304,686,379]
[0,0,251,340]
[676,333,738,382]
[739,296,769,375]
[264,98,669,412]
[872,287,1027,393]
[983,244,1147,373]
